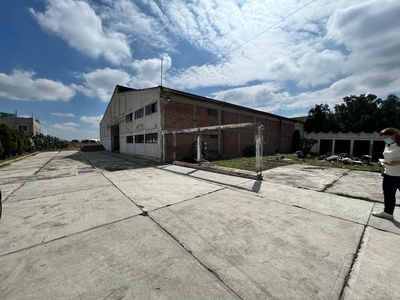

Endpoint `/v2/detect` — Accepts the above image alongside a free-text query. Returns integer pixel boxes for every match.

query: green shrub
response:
[0,124,18,159]
[32,133,69,151]
[243,144,256,157]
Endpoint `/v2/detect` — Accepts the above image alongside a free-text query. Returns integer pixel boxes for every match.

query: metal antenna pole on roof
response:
[160,58,163,87]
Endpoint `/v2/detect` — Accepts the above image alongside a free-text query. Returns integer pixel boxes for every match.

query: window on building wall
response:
[126,113,133,122]
[135,108,144,119]
[18,125,28,131]
[207,108,218,116]
[145,133,158,144]
[145,102,157,115]
[126,136,133,143]
[135,134,144,143]
[210,134,218,139]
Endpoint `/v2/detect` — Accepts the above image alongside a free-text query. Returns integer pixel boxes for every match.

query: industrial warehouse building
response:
[99,85,303,162]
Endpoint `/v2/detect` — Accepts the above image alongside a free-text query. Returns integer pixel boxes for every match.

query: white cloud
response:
[74,54,172,101]
[0,70,75,101]
[74,68,133,102]
[51,112,75,117]
[153,0,400,115]
[80,115,103,127]
[30,0,131,64]
[12,0,399,118]
[52,122,79,130]
[131,54,171,88]
[97,0,174,50]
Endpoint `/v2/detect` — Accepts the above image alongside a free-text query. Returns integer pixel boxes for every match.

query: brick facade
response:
[163,97,297,161]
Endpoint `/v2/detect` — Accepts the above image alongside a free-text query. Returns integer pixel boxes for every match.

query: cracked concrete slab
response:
[0,169,39,183]
[0,183,24,201]
[107,171,223,211]
[237,181,374,224]
[0,185,141,255]
[342,227,400,300]
[150,188,364,299]
[1,150,398,300]
[0,217,240,300]
[262,164,348,191]
[6,172,112,201]
[326,170,384,203]
[157,165,253,186]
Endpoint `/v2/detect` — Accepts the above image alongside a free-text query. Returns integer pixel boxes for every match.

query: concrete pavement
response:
[1,151,400,299]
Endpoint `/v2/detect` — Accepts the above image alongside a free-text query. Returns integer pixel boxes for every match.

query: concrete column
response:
[332,139,336,154]
[369,140,374,156]
[218,108,222,155]
[255,125,264,180]
[173,133,176,161]
[350,139,354,155]
[317,139,321,154]
[197,133,202,164]
[162,133,165,162]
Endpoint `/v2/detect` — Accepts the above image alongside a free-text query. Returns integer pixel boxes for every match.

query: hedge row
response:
[0,124,34,159]
[0,124,70,160]
[32,133,69,151]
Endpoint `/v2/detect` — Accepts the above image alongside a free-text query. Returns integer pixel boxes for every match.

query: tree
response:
[304,104,333,133]
[0,124,18,158]
[299,137,318,157]
[32,133,69,151]
[0,124,33,159]
[334,94,381,133]
[0,140,3,158]
[291,129,301,152]
[377,94,400,130]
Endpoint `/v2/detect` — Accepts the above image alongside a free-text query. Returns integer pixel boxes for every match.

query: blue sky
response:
[1,0,400,140]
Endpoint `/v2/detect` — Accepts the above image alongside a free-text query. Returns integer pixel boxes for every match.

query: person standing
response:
[372,127,400,220]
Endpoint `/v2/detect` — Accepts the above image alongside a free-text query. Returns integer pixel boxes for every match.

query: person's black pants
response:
[382,174,400,214]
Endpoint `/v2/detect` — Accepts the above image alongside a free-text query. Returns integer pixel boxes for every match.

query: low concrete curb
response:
[0,151,40,167]
[173,161,260,180]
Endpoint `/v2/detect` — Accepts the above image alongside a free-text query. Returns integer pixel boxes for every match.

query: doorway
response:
[111,125,120,152]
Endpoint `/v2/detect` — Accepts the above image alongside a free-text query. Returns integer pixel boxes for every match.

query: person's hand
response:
[384,161,399,166]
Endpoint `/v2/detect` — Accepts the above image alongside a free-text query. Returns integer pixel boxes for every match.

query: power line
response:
[171,0,319,87]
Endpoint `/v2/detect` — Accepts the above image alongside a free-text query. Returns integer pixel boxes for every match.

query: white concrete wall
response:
[101,137,111,151]
[100,88,163,160]
[305,131,381,154]
[120,135,127,153]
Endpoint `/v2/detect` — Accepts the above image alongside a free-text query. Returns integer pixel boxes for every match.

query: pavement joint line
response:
[33,151,60,175]
[151,165,254,191]
[0,151,40,167]
[339,224,367,300]
[0,214,140,258]
[1,169,103,184]
[149,187,227,214]
[77,152,99,170]
[146,213,245,300]
[227,185,369,227]
[100,172,146,212]
[4,183,114,204]
[320,170,350,193]
[2,182,26,204]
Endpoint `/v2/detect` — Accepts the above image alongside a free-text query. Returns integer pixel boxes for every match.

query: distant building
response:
[0,111,41,137]
[305,131,384,160]
[99,85,304,161]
